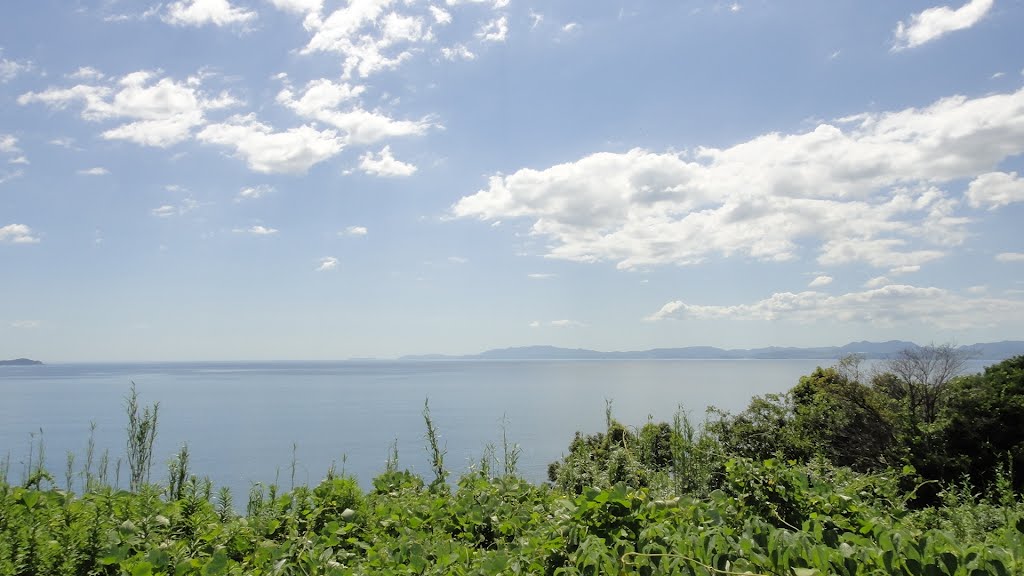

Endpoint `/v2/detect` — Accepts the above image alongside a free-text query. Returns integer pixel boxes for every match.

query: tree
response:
[881,343,972,426]
[790,366,900,472]
[942,355,1024,492]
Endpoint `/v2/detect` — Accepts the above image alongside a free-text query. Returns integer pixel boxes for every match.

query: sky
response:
[1,0,1023,361]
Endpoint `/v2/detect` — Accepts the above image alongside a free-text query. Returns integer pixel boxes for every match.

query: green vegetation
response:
[2,350,1024,575]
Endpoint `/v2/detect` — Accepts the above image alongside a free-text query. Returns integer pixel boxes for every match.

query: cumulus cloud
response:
[164,0,257,27]
[236,184,273,201]
[429,6,452,25]
[19,70,240,147]
[476,15,508,42]
[198,114,344,173]
[893,0,993,51]
[68,67,105,81]
[0,134,20,154]
[865,276,890,289]
[0,224,40,244]
[316,256,338,271]
[0,51,32,83]
[441,44,475,61]
[646,284,1024,329]
[343,226,368,236]
[808,275,833,288]
[78,167,110,176]
[996,253,1024,262]
[276,78,432,145]
[966,171,1024,209]
[453,87,1024,271]
[301,1,431,78]
[359,145,417,177]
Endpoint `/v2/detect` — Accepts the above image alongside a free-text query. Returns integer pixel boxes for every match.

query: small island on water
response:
[0,358,43,366]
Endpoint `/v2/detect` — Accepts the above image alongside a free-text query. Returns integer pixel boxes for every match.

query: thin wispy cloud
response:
[316,256,338,271]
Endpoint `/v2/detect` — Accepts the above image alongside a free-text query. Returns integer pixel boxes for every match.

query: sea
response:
[0,358,995,497]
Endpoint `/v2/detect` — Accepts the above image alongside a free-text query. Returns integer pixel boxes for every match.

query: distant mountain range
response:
[400,341,1024,361]
[0,358,43,366]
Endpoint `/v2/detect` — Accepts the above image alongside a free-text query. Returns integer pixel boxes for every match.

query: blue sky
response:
[2,0,1023,361]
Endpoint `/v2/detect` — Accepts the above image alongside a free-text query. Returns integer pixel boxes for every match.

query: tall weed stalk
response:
[125,382,159,491]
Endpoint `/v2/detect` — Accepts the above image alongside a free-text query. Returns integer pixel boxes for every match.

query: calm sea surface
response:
[0,359,992,497]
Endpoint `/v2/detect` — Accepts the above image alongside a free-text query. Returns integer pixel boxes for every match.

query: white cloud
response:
[551,319,585,327]
[198,114,344,173]
[893,0,993,51]
[441,44,475,61]
[164,0,258,27]
[302,1,429,78]
[966,171,1024,209]
[530,319,585,328]
[316,256,338,271]
[527,273,555,279]
[529,10,543,29]
[359,145,417,177]
[0,50,32,83]
[268,0,323,15]
[236,184,273,200]
[19,70,241,147]
[991,72,1005,79]
[243,225,278,235]
[996,253,1024,262]
[78,167,110,176]
[889,265,921,275]
[647,284,1024,330]
[49,137,76,149]
[104,4,163,22]
[68,67,105,81]
[277,79,432,145]
[0,134,19,154]
[0,137,27,170]
[0,224,40,244]
[343,225,368,236]
[151,198,199,217]
[476,15,508,42]
[864,276,890,288]
[10,320,40,329]
[453,87,1024,271]
[0,170,24,185]
[447,256,468,264]
[808,275,833,288]
[429,5,452,24]
[561,22,579,33]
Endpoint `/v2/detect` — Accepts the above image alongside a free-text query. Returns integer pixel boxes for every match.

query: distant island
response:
[400,340,1024,361]
[0,358,43,366]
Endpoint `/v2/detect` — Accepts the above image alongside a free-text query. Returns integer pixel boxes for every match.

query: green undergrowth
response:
[2,454,1022,575]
